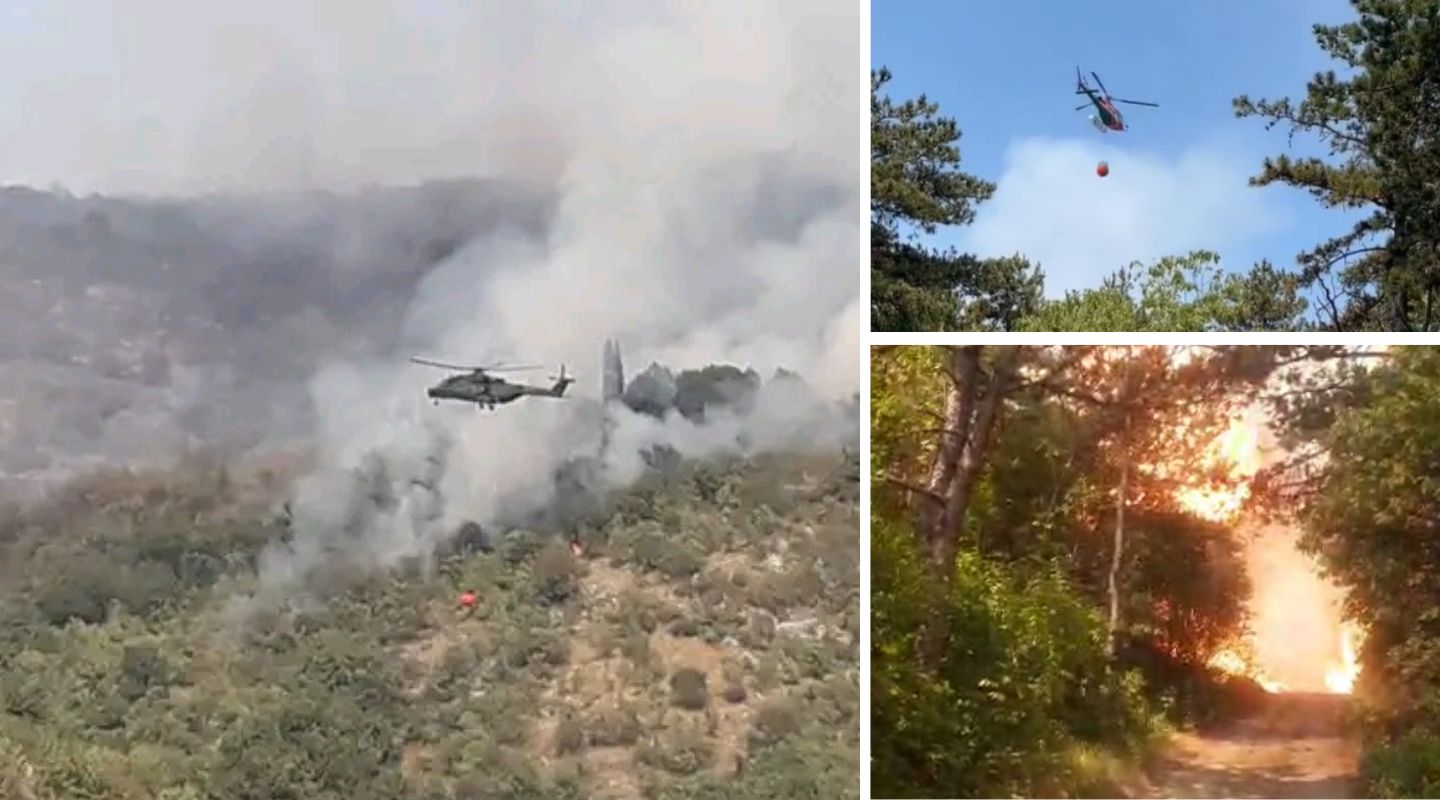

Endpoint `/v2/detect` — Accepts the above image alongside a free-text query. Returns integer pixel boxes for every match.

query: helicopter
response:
[411,357,574,410]
[1074,67,1158,133]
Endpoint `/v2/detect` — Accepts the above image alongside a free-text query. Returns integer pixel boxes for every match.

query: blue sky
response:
[874,0,1363,301]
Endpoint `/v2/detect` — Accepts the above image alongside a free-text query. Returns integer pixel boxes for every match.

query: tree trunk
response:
[1106,407,1130,658]
[1106,347,1135,658]
[915,346,980,571]
[930,352,1011,578]
[913,347,1018,667]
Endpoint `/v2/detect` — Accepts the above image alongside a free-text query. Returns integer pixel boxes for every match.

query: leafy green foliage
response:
[670,668,710,710]
[1020,252,1308,332]
[1235,0,1440,330]
[1363,729,1440,798]
[1117,638,1270,730]
[870,346,1292,796]
[1121,511,1249,664]
[868,346,945,507]
[650,738,857,799]
[871,520,1156,799]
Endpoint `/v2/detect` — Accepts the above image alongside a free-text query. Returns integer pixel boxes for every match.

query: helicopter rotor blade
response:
[410,357,542,372]
[1091,71,1109,96]
[410,357,477,371]
[1074,103,1092,111]
[1114,98,1159,108]
[482,364,544,373]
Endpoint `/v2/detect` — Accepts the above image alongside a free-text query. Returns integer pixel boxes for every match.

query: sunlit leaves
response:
[1021,251,1308,332]
[870,520,1151,798]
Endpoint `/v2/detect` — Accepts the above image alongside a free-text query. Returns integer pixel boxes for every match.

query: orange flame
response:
[1175,414,1263,522]
[1324,623,1362,694]
[1177,410,1361,695]
[1206,644,1287,693]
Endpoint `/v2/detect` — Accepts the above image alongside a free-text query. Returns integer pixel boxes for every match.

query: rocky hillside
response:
[0,448,859,799]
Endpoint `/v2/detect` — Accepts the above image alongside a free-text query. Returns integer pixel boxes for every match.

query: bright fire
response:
[1175,407,1361,695]
[1174,413,1264,523]
[1207,645,1288,693]
[1324,623,1362,694]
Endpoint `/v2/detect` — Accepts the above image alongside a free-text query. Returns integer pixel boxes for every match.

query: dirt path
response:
[1144,692,1361,799]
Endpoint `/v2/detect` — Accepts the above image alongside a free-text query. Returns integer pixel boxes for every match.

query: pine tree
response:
[870,69,1042,331]
[1235,0,1440,330]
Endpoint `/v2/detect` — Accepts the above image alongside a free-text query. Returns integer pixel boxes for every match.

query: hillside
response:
[0,448,859,799]
[0,181,552,501]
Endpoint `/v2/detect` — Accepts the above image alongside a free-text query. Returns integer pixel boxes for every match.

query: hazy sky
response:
[0,1,850,196]
[873,0,1365,305]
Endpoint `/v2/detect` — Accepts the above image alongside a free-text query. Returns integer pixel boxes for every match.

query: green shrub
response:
[32,553,177,625]
[650,737,854,800]
[870,519,1154,799]
[119,643,173,701]
[670,668,709,710]
[499,530,544,566]
[585,706,642,747]
[500,627,570,673]
[638,730,714,776]
[1363,728,1440,798]
[209,692,407,800]
[629,532,704,579]
[668,618,702,638]
[531,539,581,604]
[750,696,804,748]
[554,714,585,755]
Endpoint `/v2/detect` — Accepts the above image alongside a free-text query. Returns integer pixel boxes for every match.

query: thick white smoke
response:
[90,1,865,603]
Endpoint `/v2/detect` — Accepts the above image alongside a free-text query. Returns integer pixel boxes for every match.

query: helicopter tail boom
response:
[548,364,574,397]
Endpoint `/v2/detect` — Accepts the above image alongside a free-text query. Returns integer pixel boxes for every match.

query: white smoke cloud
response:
[959,137,1288,297]
[106,1,866,604]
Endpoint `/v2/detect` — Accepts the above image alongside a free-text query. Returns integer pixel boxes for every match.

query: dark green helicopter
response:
[411,357,573,411]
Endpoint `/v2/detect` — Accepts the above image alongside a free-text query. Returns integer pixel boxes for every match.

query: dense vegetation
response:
[870,346,1288,797]
[0,448,859,799]
[875,344,1440,796]
[871,0,1438,332]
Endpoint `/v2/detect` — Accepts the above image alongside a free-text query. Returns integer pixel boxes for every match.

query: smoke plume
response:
[0,3,858,606]
[66,2,862,605]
